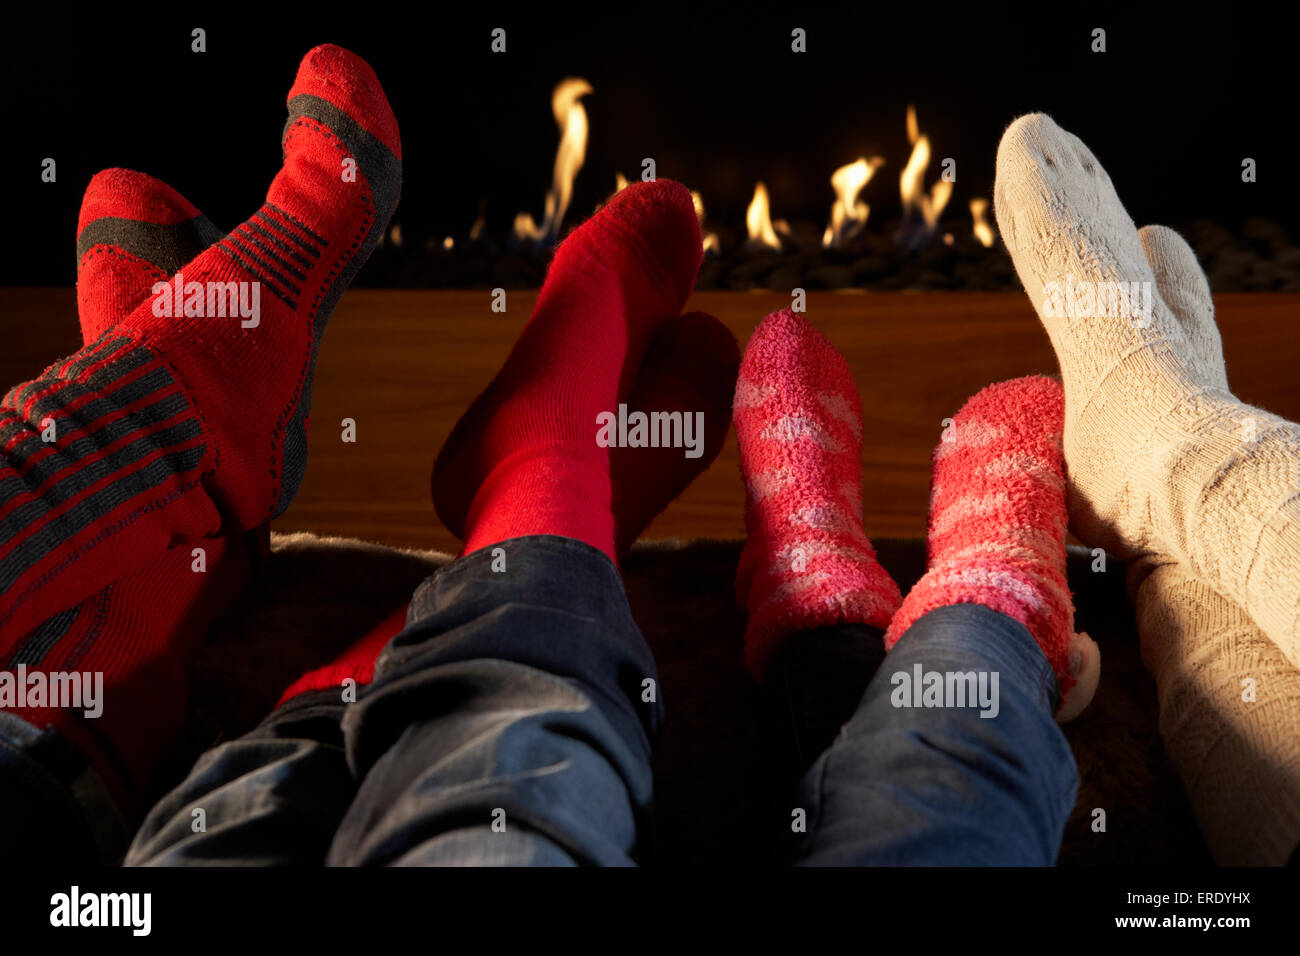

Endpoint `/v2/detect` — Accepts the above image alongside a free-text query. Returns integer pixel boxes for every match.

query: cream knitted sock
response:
[1130,223,1300,865]
[995,113,1300,669]
[1135,560,1300,864]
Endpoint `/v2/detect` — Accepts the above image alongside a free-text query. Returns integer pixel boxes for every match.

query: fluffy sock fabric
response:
[1130,223,1300,865]
[734,309,901,680]
[0,171,263,812]
[432,180,702,562]
[882,376,1100,721]
[995,113,1300,669]
[0,44,400,647]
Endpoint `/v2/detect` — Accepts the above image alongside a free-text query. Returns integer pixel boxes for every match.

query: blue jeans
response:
[2,535,1077,865]
[791,604,1077,865]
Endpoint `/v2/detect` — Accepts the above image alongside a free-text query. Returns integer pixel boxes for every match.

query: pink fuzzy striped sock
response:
[882,375,1100,721]
[734,309,901,679]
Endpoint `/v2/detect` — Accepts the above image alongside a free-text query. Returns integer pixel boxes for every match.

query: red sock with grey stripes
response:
[75,168,225,342]
[881,376,1100,721]
[733,310,901,679]
[1,170,265,813]
[0,44,401,649]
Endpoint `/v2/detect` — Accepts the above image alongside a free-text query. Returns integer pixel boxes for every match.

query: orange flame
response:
[823,157,884,248]
[746,182,782,252]
[899,106,952,231]
[692,190,721,255]
[970,198,995,247]
[514,78,594,242]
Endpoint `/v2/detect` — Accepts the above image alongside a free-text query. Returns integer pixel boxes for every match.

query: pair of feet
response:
[997,115,1300,676]
[1,44,403,813]
[733,312,1098,721]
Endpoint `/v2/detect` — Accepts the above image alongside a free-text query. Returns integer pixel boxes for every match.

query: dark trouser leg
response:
[124,689,353,865]
[326,535,662,866]
[794,604,1078,865]
[0,711,128,864]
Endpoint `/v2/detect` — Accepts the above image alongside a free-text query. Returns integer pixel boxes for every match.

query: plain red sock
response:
[280,310,738,706]
[612,311,739,554]
[431,180,701,562]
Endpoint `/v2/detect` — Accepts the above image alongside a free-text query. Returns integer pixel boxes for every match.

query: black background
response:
[1,1,1289,284]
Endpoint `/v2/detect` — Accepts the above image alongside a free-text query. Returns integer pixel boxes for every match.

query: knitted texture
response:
[734,309,901,680]
[883,375,1099,720]
[995,113,1300,669]
[76,168,224,342]
[432,180,703,562]
[1134,559,1300,865]
[1130,221,1300,864]
[5,166,268,814]
[0,44,400,648]
[611,312,739,555]
[277,601,408,705]
[280,312,738,704]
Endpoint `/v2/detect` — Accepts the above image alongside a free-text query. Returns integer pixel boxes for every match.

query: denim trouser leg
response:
[125,690,355,865]
[794,603,1079,865]
[326,535,661,866]
[122,535,660,866]
[0,710,129,864]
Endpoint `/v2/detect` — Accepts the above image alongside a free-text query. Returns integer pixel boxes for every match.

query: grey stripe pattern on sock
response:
[76,216,224,275]
[269,93,402,516]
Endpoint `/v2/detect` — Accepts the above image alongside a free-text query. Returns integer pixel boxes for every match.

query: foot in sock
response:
[431,179,703,561]
[883,376,1100,721]
[2,170,262,813]
[281,309,736,708]
[733,309,901,680]
[612,311,739,554]
[1132,223,1300,863]
[995,113,1300,667]
[0,44,401,646]
[76,168,225,342]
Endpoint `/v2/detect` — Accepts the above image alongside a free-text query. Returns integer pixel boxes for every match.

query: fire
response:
[746,181,782,252]
[823,157,884,248]
[614,172,630,192]
[513,77,594,243]
[898,105,952,232]
[970,197,995,247]
[691,190,721,255]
